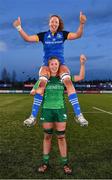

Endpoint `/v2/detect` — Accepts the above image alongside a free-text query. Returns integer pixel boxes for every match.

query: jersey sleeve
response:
[62,31,70,41]
[37,32,46,43]
[71,76,75,82]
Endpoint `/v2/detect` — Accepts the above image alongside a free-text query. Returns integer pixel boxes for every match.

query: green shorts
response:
[40,108,67,123]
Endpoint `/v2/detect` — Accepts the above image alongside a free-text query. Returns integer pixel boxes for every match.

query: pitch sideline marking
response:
[68,111,103,114]
[93,107,112,115]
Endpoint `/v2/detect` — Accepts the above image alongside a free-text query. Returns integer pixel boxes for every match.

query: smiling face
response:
[49,16,60,33]
[48,58,60,76]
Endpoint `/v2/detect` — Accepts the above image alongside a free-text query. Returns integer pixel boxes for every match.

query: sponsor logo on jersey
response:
[47,34,51,38]
[63,114,67,119]
[45,40,63,44]
[47,84,64,90]
[40,117,45,121]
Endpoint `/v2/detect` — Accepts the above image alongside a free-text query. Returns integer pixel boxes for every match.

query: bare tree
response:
[1,68,10,83]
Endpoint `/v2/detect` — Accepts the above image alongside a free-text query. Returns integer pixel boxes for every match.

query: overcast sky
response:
[0,0,112,81]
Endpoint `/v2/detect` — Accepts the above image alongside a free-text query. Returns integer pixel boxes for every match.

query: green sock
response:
[61,156,68,166]
[43,154,50,165]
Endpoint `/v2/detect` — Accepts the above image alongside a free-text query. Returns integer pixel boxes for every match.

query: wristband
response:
[16,25,22,31]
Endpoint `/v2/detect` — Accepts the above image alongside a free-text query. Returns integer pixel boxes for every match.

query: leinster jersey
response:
[37,30,69,65]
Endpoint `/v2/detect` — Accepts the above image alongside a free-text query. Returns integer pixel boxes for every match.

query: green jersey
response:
[42,77,65,109]
[33,77,65,109]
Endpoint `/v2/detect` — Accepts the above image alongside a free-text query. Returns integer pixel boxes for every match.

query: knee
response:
[36,80,47,95]
[59,68,73,90]
[44,128,53,140]
[63,78,75,90]
[39,80,47,90]
[59,65,71,83]
[63,77,71,85]
[57,135,65,142]
[56,130,65,140]
[44,134,52,141]
[30,89,36,96]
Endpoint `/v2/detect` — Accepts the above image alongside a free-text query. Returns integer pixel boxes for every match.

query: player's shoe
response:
[23,115,36,127]
[75,113,88,126]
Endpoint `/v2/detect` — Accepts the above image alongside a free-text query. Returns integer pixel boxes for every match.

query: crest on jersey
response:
[57,33,62,39]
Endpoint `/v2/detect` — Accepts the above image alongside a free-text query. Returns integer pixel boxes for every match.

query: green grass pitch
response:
[0,94,112,179]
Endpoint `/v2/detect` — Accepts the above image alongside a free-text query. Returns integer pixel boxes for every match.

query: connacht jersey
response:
[42,76,65,109]
[37,30,69,65]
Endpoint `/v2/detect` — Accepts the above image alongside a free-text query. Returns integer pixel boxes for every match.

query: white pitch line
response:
[68,111,103,114]
[93,107,112,115]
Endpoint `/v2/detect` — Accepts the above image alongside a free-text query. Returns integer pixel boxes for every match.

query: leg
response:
[55,122,72,174]
[42,123,53,156]
[30,66,50,96]
[59,65,75,95]
[23,93,43,127]
[24,66,50,126]
[38,122,53,173]
[30,80,47,96]
[55,122,67,157]
[59,65,88,126]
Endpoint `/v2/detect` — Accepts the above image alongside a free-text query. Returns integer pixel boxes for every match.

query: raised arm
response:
[74,54,86,82]
[13,17,38,42]
[67,12,87,40]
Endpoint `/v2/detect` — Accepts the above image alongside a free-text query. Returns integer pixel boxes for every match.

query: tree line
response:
[0,68,16,83]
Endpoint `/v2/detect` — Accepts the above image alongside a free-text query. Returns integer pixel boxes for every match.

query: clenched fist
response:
[80,54,87,64]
